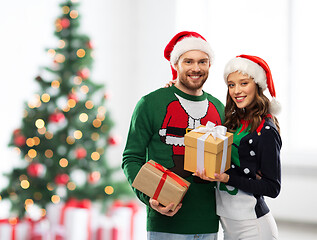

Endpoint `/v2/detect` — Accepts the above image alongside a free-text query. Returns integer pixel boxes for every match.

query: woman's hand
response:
[256,170,262,180]
[193,169,230,183]
[164,80,177,88]
[149,198,182,217]
[214,172,230,183]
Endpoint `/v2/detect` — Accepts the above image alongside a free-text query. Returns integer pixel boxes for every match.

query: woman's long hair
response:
[223,84,280,133]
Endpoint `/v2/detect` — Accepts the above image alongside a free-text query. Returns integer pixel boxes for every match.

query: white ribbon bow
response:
[192,121,229,174]
[192,121,227,141]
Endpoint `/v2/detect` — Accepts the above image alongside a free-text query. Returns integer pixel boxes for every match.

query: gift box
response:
[46,203,65,240]
[96,201,146,240]
[95,215,119,240]
[184,121,233,178]
[132,160,190,211]
[46,199,92,240]
[26,217,50,240]
[61,199,92,240]
[0,218,31,240]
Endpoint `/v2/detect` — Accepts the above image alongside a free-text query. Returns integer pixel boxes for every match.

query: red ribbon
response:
[25,216,47,240]
[96,223,119,240]
[0,218,19,240]
[147,161,189,201]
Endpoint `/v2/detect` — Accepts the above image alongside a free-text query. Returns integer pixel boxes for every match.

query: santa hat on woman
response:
[164,31,214,80]
[224,54,281,115]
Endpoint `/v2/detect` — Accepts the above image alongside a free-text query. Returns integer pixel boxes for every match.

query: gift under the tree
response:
[0,218,31,240]
[24,217,50,240]
[46,199,92,240]
[95,215,119,240]
[184,121,233,178]
[46,202,65,240]
[132,160,190,211]
[95,200,146,240]
[60,199,92,240]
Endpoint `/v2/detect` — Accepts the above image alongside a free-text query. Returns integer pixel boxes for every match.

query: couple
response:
[122,31,282,240]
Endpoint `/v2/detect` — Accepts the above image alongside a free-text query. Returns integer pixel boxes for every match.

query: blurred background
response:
[0,0,316,239]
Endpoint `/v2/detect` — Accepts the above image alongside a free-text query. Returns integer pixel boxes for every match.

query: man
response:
[122,31,224,240]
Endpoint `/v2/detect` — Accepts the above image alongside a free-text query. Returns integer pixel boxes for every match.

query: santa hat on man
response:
[164,31,214,80]
[224,54,281,115]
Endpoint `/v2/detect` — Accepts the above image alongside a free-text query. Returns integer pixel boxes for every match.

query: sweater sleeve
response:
[227,127,282,198]
[122,97,152,205]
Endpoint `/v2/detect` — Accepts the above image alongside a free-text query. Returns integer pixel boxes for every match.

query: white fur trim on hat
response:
[170,37,214,67]
[269,97,282,115]
[224,57,267,90]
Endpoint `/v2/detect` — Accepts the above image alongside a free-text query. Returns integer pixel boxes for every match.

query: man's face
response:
[174,50,210,96]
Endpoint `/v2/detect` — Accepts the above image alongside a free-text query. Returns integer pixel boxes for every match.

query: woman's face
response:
[227,71,257,109]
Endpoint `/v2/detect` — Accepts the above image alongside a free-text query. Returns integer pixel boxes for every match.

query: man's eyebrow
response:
[182,58,209,61]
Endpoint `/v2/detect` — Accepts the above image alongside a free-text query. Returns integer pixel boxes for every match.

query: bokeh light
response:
[79,113,88,122]
[91,152,100,161]
[35,119,45,128]
[104,186,114,195]
[85,100,94,109]
[21,180,30,189]
[74,130,82,139]
[51,195,60,204]
[45,149,53,158]
[59,158,68,167]
[77,49,86,58]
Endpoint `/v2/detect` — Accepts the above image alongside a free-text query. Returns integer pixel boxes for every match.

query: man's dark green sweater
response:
[122,85,224,234]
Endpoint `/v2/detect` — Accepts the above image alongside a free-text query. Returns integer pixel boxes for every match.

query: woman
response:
[195,55,282,240]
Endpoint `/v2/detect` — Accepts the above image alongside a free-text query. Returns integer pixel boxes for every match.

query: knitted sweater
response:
[216,117,282,220]
[122,85,224,234]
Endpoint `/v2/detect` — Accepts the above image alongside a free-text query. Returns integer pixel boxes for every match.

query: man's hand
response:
[149,198,182,217]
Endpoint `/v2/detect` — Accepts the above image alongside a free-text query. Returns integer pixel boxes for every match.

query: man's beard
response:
[178,71,208,90]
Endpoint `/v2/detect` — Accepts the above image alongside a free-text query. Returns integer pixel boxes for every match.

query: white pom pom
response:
[270,97,281,115]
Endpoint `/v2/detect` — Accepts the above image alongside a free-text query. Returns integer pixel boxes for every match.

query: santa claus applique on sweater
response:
[159,93,222,178]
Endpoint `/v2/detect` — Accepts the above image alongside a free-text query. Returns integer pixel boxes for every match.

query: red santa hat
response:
[224,54,281,115]
[164,31,214,80]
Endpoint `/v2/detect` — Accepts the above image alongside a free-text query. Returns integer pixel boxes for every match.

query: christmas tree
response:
[0,0,131,218]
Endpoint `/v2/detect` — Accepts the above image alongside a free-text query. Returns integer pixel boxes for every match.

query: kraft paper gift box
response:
[184,121,233,179]
[132,160,190,211]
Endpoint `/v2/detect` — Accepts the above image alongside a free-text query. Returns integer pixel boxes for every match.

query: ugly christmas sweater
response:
[216,116,282,220]
[122,85,224,234]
